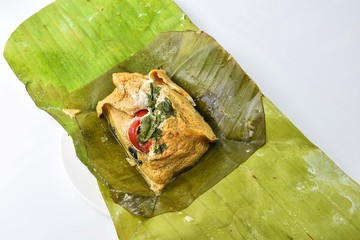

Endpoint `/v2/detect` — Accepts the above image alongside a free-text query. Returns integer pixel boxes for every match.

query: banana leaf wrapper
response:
[67,30,265,217]
[4,0,360,239]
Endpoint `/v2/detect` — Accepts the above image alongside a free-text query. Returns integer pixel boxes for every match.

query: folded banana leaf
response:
[67,30,265,217]
[4,0,360,239]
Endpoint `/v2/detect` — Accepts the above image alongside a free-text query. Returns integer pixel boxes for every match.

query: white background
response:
[1,0,359,239]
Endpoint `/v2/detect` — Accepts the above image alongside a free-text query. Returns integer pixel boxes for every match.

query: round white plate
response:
[60,131,110,217]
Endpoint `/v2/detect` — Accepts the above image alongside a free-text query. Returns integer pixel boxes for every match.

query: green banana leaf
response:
[68,30,265,217]
[4,0,360,239]
[100,97,360,239]
[4,0,197,191]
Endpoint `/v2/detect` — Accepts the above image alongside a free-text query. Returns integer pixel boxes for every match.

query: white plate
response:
[60,131,110,217]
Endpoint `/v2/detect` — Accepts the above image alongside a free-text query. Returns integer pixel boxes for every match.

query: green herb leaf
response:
[152,84,162,99]
[155,98,174,118]
[154,143,167,155]
[151,128,162,140]
[138,115,157,144]
[147,83,162,109]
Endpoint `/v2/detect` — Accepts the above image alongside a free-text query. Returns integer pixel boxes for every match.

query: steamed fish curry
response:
[97,70,217,194]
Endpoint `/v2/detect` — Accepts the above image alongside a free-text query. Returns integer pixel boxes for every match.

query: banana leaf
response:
[4,0,197,187]
[67,30,265,217]
[100,96,360,239]
[4,0,360,239]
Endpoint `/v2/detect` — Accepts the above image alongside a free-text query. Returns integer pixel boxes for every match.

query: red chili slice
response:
[128,109,152,153]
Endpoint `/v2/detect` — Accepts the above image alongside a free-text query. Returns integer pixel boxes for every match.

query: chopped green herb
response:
[156,98,174,118]
[151,128,162,139]
[138,116,164,144]
[138,114,157,144]
[152,84,161,98]
[138,91,174,147]
[147,83,162,109]
[154,143,167,155]
[154,111,165,125]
